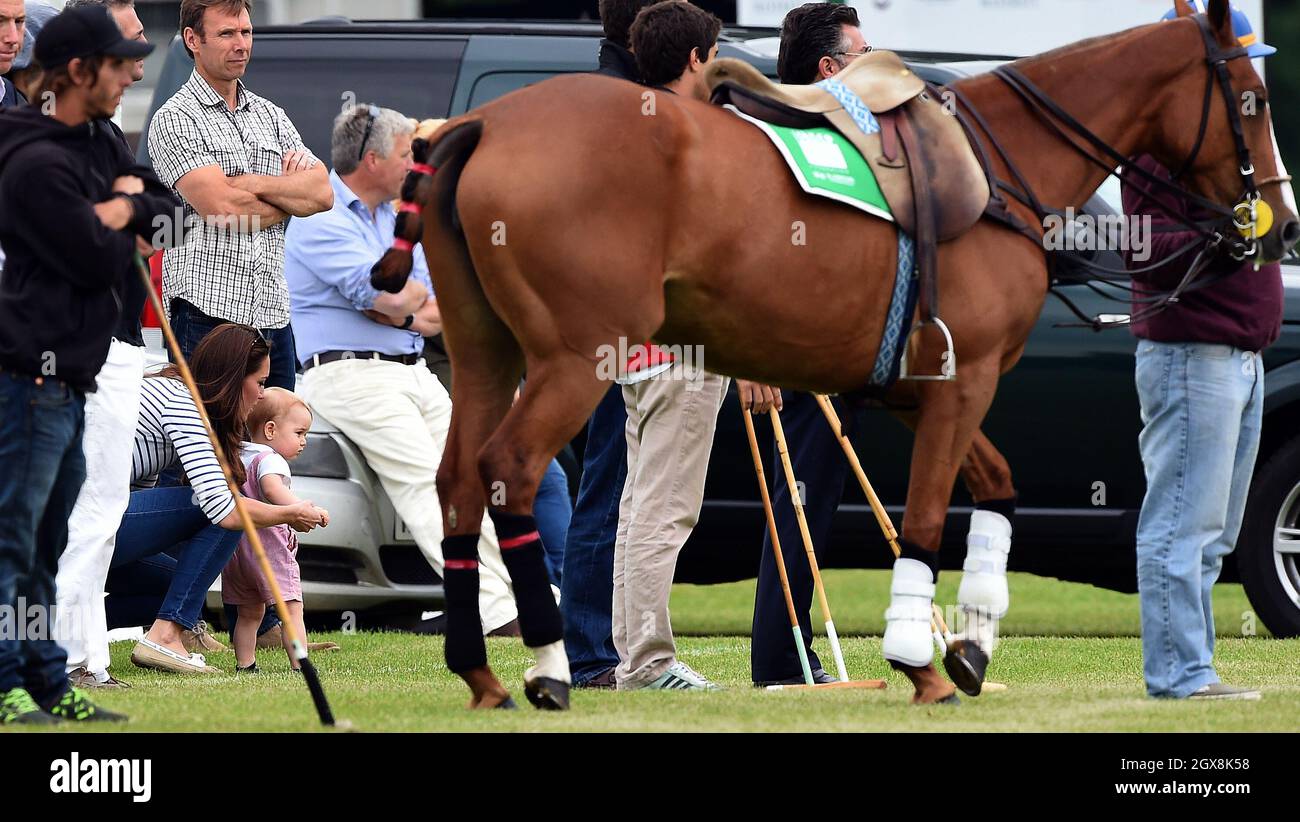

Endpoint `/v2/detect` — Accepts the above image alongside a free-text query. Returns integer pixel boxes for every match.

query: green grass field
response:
[12,571,1297,732]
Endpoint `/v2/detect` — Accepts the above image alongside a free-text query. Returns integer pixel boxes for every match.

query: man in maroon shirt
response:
[1124,3,1281,702]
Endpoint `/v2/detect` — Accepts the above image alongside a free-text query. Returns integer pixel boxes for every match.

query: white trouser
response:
[301,358,518,633]
[55,339,145,675]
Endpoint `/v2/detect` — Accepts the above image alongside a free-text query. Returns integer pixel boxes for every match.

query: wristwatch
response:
[400,314,415,330]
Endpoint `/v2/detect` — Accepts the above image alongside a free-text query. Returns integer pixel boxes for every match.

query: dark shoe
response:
[43,687,129,723]
[576,667,617,689]
[1,687,60,725]
[236,663,259,674]
[753,668,838,687]
[486,619,521,638]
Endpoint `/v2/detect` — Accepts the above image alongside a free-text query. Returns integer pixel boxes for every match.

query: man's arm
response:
[367,297,441,336]
[174,165,290,229]
[229,161,332,218]
[7,155,136,289]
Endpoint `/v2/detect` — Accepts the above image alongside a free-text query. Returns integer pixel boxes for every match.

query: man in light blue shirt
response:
[286,105,522,637]
[285,108,435,362]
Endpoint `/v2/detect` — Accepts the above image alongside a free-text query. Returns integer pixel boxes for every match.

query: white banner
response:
[736,0,1265,59]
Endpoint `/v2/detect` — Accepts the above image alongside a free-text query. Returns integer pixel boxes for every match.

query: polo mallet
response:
[741,407,815,686]
[769,409,855,684]
[135,254,339,726]
[812,393,992,696]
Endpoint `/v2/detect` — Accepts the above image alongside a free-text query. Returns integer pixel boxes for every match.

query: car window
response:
[242,38,466,161]
[469,71,584,108]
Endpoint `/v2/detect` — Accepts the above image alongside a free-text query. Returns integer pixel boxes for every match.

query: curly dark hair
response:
[598,0,659,49]
[777,2,862,84]
[630,1,722,88]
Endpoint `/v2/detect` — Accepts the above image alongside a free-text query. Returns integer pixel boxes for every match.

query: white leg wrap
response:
[956,509,1012,654]
[882,558,936,668]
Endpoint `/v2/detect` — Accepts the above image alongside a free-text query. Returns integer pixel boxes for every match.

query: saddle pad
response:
[725,104,893,222]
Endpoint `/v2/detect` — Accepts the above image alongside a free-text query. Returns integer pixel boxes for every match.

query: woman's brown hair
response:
[152,323,270,486]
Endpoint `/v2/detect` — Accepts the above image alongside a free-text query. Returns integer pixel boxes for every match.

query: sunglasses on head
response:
[357,104,381,161]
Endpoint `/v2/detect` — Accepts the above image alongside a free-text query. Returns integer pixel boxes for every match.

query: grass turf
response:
[12,571,1294,732]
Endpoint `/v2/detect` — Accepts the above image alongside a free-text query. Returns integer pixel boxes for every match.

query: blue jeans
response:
[110,487,242,631]
[534,458,573,586]
[560,384,626,684]
[1134,340,1263,698]
[0,372,86,702]
[169,298,298,391]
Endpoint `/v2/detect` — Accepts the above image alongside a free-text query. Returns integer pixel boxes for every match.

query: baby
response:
[223,388,335,672]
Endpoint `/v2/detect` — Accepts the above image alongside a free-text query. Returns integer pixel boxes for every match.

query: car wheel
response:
[1239,434,1300,638]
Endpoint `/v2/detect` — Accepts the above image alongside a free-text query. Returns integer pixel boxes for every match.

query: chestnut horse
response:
[376,0,1298,707]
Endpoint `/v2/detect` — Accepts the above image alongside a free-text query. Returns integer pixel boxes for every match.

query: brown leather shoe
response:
[486,618,521,638]
[67,667,132,690]
[181,620,227,653]
[577,667,617,689]
[255,624,341,652]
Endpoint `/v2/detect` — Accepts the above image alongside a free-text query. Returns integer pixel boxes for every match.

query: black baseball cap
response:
[34,5,154,70]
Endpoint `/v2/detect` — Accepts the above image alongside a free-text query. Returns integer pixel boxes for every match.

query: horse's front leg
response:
[885,358,1002,704]
[948,430,1018,693]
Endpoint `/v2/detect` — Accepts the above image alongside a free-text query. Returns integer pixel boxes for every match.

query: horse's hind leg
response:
[476,352,610,711]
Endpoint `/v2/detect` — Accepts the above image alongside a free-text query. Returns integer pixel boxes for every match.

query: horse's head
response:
[1154,0,1298,262]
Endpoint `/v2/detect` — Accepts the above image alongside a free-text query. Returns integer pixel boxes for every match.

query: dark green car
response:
[137,19,1300,636]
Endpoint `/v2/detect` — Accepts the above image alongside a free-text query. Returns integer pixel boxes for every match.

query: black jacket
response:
[596,39,641,83]
[0,106,180,391]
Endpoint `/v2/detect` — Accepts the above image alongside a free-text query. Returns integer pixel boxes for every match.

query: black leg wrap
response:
[442,534,486,673]
[974,495,1017,524]
[899,537,939,580]
[489,510,564,648]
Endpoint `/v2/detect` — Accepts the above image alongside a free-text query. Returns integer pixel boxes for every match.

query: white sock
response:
[529,639,571,684]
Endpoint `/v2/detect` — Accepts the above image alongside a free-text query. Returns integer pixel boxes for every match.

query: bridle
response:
[948,14,1289,328]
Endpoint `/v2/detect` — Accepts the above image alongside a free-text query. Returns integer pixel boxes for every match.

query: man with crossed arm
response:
[149,0,331,392]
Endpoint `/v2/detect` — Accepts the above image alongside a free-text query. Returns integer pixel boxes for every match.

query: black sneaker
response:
[43,687,129,722]
[753,668,839,687]
[236,663,259,674]
[1,687,60,725]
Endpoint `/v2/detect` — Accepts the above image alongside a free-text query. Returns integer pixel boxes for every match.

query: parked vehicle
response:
[138,19,1300,635]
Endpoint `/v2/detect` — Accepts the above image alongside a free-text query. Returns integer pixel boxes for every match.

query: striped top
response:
[131,377,238,525]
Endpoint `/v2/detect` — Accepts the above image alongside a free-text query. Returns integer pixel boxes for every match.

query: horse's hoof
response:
[461,665,512,709]
[524,676,571,711]
[891,660,958,705]
[943,639,989,697]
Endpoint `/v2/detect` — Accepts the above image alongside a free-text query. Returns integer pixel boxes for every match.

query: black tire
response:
[1238,434,1300,638]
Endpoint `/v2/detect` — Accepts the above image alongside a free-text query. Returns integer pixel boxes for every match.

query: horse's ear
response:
[1206,0,1233,39]
[1172,0,1195,18]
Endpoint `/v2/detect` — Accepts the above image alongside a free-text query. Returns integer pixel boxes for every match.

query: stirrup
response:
[897,317,957,381]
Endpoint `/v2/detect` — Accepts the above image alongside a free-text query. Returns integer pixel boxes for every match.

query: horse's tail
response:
[370,116,484,292]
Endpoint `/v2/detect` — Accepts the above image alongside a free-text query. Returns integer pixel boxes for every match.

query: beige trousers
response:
[301,359,518,633]
[612,368,730,688]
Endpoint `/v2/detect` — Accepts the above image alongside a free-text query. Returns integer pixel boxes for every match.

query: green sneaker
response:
[44,687,129,723]
[1,687,60,725]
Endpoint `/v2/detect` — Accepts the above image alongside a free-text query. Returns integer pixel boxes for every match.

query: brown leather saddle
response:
[706,54,992,380]
[704,55,989,242]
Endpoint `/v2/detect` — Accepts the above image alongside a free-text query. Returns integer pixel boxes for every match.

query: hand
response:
[287,501,324,533]
[112,175,144,195]
[93,197,133,231]
[736,380,783,414]
[314,506,330,528]
[282,150,317,175]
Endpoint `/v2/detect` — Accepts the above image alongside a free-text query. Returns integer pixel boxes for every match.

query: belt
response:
[304,350,422,371]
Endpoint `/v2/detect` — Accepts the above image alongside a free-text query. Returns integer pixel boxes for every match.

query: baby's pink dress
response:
[221,449,302,605]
